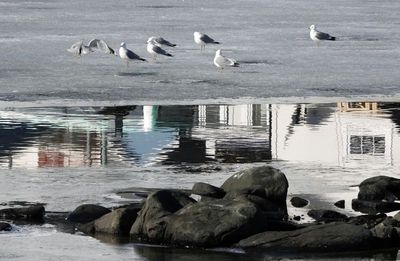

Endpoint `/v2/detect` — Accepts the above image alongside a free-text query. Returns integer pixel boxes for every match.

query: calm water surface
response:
[1,102,400,260]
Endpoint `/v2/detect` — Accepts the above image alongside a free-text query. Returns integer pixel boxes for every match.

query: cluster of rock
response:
[2,166,400,254]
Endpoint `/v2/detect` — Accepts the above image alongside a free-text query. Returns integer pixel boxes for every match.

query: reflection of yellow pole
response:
[143,106,158,132]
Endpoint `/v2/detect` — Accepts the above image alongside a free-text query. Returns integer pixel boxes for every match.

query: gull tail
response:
[169,43,177,47]
[328,36,336,41]
[166,53,173,57]
[213,41,221,44]
[139,58,147,61]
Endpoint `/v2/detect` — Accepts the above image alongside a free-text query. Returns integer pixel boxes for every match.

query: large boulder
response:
[0,222,12,231]
[237,222,376,252]
[307,209,348,222]
[67,204,110,224]
[221,166,288,215]
[290,197,309,208]
[94,207,139,235]
[192,182,225,199]
[130,190,196,243]
[358,176,400,201]
[0,205,45,221]
[352,199,400,214]
[163,195,287,247]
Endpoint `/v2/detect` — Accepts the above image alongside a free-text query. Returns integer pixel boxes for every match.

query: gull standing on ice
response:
[146,38,173,60]
[194,32,220,51]
[147,36,176,47]
[67,40,93,57]
[309,25,336,46]
[119,42,146,68]
[88,39,117,55]
[213,49,239,70]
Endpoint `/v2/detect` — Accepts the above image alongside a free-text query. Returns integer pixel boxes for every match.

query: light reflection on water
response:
[0,102,399,169]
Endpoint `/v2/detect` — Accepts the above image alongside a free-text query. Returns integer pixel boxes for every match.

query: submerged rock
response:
[130,190,196,243]
[237,222,375,252]
[358,176,400,202]
[67,204,110,224]
[334,200,345,209]
[0,222,12,231]
[0,205,45,221]
[290,197,309,208]
[352,199,400,214]
[307,209,348,222]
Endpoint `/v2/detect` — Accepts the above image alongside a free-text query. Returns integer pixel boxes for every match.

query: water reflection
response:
[0,102,399,169]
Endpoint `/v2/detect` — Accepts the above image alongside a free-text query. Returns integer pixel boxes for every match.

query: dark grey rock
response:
[394,211,400,222]
[130,190,196,243]
[0,222,12,231]
[358,176,400,201]
[307,209,348,222]
[371,222,398,240]
[0,205,45,221]
[67,204,110,224]
[334,200,345,209]
[94,207,139,235]
[78,221,95,234]
[352,199,400,214]
[237,222,375,252]
[347,214,387,229]
[192,182,225,199]
[293,215,301,221]
[164,195,298,247]
[221,166,289,217]
[290,197,309,208]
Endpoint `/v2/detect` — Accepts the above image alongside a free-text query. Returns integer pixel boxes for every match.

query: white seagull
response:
[213,49,239,70]
[194,32,220,51]
[146,39,173,60]
[309,25,336,46]
[88,39,117,55]
[147,36,176,47]
[67,40,93,57]
[118,42,146,67]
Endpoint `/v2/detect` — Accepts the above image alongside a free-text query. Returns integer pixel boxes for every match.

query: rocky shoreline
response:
[2,166,400,256]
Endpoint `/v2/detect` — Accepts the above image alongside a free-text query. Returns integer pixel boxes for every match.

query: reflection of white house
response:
[271,103,400,167]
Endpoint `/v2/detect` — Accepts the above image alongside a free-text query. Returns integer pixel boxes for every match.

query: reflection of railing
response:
[349,135,385,155]
[338,102,378,112]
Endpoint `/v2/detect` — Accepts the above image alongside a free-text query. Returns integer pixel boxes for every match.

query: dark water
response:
[1,102,400,260]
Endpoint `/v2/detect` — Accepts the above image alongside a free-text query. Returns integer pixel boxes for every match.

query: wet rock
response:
[192,182,225,199]
[307,209,348,222]
[352,199,400,214]
[130,190,196,243]
[78,221,95,234]
[237,222,375,252]
[221,166,288,216]
[293,215,301,221]
[0,205,45,221]
[290,197,309,208]
[67,204,110,224]
[358,176,400,201]
[164,194,298,248]
[94,207,139,235]
[371,222,398,240]
[347,214,387,229]
[0,222,12,231]
[334,200,345,209]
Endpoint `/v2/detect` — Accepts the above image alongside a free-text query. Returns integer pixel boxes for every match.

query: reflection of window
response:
[349,135,385,155]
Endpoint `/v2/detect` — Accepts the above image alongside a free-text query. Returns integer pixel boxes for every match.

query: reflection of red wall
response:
[38,151,65,167]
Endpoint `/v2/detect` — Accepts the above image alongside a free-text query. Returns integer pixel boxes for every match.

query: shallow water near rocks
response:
[0,102,400,260]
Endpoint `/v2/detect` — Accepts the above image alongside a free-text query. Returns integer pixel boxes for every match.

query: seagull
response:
[213,49,239,70]
[309,25,336,46]
[119,42,146,68]
[146,39,173,60]
[194,32,220,51]
[67,40,93,57]
[147,36,176,47]
[88,39,117,55]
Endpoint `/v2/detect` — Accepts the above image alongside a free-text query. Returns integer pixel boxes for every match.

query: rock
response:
[293,215,301,221]
[334,200,345,209]
[347,214,387,229]
[394,211,400,222]
[237,222,375,252]
[94,207,139,235]
[221,166,289,216]
[130,190,196,243]
[192,182,225,199]
[0,205,45,221]
[67,204,110,224]
[371,223,398,239]
[290,197,309,208]
[164,195,298,247]
[352,199,400,214]
[358,176,400,201]
[307,209,348,222]
[0,222,12,231]
[78,221,95,234]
